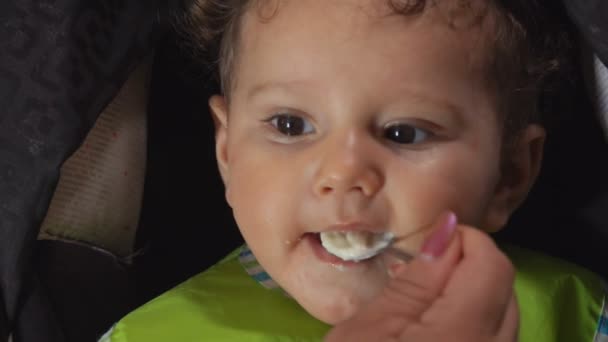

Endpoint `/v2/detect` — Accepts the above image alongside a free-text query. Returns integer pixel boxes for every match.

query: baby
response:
[101,0,607,341]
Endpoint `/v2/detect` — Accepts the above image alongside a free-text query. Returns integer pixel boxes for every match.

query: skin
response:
[326,225,519,341]
[210,0,545,324]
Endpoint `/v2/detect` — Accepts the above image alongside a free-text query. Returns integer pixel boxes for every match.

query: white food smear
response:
[320,231,394,261]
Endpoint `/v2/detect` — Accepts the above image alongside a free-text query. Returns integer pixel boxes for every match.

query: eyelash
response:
[263,113,434,145]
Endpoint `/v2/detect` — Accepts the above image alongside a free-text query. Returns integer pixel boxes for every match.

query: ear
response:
[483,124,546,232]
[209,95,231,203]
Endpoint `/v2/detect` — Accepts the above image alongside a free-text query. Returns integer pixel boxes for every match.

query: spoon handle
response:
[383,247,415,262]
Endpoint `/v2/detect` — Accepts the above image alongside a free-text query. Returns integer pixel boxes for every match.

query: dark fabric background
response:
[564,0,608,67]
[495,0,608,278]
[0,1,179,340]
[132,35,242,306]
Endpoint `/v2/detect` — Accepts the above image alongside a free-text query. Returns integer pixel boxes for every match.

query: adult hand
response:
[325,212,518,342]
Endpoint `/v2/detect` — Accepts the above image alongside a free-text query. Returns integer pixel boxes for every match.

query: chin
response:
[301,297,360,325]
[270,240,390,324]
[291,283,379,325]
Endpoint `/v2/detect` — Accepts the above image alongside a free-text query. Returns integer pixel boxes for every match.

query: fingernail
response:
[419,211,457,261]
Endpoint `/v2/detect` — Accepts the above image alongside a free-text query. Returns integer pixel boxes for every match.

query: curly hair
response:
[176,0,575,147]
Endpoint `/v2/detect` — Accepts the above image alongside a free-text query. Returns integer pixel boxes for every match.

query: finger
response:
[496,294,519,342]
[368,212,461,322]
[427,227,515,334]
[327,212,462,342]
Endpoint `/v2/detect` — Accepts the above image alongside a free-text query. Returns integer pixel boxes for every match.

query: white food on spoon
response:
[320,231,394,262]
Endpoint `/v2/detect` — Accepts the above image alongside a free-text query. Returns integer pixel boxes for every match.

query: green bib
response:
[102,245,605,342]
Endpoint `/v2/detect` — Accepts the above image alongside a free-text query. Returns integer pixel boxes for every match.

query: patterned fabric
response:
[238,245,280,290]
[595,282,608,342]
[98,325,114,342]
[98,247,331,342]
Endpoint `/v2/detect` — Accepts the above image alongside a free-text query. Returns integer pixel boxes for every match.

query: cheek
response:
[440,154,501,225]
[226,147,300,240]
[387,143,501,227]
[229,161,272,232]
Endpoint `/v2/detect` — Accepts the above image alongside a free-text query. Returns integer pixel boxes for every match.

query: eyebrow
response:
[395,91,467,128]
[247,80,314,101]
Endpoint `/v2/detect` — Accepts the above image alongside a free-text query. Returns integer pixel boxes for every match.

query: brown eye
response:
[270,114,314,136]
[384,123,429,144]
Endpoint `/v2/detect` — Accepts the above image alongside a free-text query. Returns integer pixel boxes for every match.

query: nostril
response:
[321,186,333,195]
[319,185,367,196]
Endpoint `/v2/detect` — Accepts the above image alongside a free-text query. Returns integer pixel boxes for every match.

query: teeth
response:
[320,231,394,262]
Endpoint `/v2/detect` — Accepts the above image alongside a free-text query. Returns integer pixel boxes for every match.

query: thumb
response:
[370,212,461,322]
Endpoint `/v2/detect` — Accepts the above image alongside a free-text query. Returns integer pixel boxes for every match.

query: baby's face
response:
[213,0,507,324]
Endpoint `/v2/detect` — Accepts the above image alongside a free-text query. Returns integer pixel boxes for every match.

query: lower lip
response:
[303,233,365,267]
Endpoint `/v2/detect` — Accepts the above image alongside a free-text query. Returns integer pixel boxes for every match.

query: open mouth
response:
[321,230,394,261]
[304,231,393,265]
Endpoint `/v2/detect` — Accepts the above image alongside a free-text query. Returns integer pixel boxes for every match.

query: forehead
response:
[233,0,496,106]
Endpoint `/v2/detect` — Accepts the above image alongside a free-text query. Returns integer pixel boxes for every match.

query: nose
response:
[312,132,384,198]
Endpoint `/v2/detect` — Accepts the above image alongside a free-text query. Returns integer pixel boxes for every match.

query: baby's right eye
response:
[267,114,315,136]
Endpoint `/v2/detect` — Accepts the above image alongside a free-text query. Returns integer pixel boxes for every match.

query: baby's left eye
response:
[383,123,429,144]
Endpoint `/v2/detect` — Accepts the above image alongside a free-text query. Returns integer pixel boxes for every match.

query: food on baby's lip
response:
[320,231,394,262]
